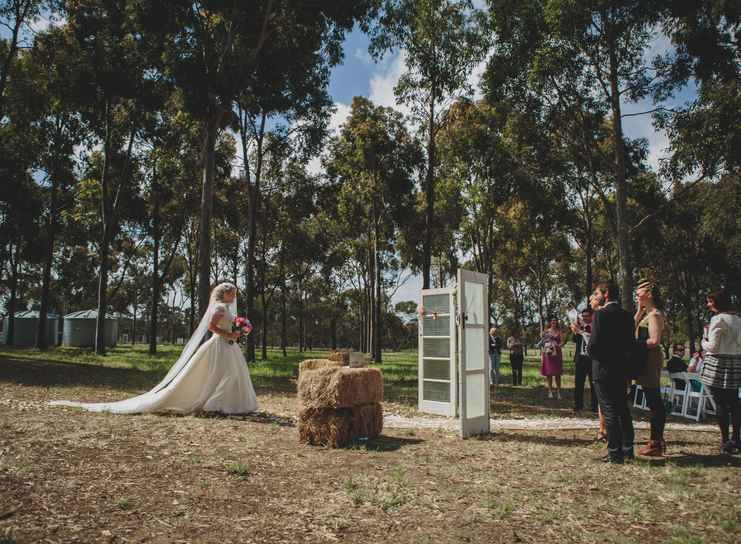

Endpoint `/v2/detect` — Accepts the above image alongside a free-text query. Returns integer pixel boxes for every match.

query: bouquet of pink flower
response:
[229,316,253,345]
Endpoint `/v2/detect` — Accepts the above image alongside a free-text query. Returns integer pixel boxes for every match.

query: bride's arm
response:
[208,308,238,339]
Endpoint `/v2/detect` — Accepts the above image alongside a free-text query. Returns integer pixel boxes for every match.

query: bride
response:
[50,282,259,415]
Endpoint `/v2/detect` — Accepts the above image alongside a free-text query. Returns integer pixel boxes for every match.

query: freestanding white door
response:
[457,269,490,438]
[418,288,456,416]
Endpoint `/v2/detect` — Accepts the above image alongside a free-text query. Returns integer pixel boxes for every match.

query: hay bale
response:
[298,403,383,447]
[298,406,352,447]
[349,402,383,439]
[298,367,383,410]
[298,358,342,373]
[328,351,350,365]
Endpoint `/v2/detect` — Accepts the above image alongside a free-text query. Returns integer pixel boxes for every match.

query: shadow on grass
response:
[193,410,296,427]
[0,356,163,391]
[487,431,597,447]
[346,435,424,452]
[665,453,741,469]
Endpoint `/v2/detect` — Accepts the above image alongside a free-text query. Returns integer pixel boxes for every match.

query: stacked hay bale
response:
[328,350,350,366]
[297,363,383,447]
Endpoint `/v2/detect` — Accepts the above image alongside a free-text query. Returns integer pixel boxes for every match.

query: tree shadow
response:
[0,356,161,392]
[192,410,296,428]
[664,452,741,469]
[346,435,425,452]
[484,431,597,447]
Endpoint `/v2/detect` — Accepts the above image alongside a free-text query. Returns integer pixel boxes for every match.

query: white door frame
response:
[457,269,491,438]
[418,288,457,416]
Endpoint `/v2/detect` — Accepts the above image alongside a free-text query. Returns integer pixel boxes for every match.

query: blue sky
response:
[324,27,699,306]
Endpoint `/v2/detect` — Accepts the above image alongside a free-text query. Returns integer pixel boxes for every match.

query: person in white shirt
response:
[699,289,741,454]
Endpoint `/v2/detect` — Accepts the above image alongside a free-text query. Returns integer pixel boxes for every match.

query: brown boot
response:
[638,440,664,457]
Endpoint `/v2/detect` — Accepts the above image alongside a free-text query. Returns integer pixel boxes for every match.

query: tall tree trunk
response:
[261,288,268,360]
[373,221,382,363]
[607,27,633,310]
[132,289,137,345]
[280,287,287,357]
[6,244,18,346]
[36,178,59,349]
[198,112,219,317]
[243,112,267,363]
[149,203,161,355]
[95,105,113,355]
[422,85,437,289]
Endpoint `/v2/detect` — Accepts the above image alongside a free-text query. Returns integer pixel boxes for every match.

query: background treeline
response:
[1,0,738,360]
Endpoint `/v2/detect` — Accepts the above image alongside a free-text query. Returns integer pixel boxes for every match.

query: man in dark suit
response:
[571,307,598,413]
[587,282,635,463]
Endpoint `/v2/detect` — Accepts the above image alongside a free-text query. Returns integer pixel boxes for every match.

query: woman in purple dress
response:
[540,317,565,399]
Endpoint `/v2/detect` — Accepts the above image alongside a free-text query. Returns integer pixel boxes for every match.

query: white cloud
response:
[353,47,373,64]
[469,57,488,100]
[307,102,352,176]
[328,102,352,134]
[369,50,411,115]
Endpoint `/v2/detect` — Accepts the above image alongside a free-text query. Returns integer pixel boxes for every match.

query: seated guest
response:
[688,350,704,373]
[666,344,688,373]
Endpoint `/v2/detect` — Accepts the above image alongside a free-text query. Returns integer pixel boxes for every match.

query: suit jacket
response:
[587,302,634,378]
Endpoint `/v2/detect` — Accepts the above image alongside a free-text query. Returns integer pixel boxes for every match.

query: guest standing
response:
[571,307,598,413]
[489,327,503,388]
[634,279,667,457]
[507,333,524,386]
[699,289,741,454]
[588,282,635,464]
[540,317,564,399]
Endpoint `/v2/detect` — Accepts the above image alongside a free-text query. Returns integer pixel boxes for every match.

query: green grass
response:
[0,342,580,408]
[224,462,251,480]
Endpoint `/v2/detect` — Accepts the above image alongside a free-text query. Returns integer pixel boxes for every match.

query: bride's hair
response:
[210,282,237,303]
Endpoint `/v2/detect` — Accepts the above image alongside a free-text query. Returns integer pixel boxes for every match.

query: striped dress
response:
[700,313,741,389]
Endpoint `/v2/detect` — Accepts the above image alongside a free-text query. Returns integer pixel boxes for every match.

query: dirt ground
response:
[1,356,740,544]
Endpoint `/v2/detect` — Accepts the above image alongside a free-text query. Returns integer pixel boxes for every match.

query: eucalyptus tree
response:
[487,0,668,307]
[326,96,421,362]
[0,0,49,119]
[370,0,488,289]
[136,1,377,321]
[15,28,87,348]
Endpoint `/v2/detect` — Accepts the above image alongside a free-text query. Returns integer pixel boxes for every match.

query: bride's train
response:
[50,283,259,415]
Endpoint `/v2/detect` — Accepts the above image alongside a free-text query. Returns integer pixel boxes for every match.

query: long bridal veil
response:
[50,282,239,413]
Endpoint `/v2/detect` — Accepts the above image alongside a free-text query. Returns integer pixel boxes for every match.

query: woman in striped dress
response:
[700,289,741,455]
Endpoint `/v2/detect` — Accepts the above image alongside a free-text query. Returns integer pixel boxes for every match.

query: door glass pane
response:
[466,373,486,418]
[424,337,450,358]
[422,294,449,314]
[423,380,451,402]
[424,359,450,380]
[464,282,485,324]
[465,327,485,371]
[423,315,449,337]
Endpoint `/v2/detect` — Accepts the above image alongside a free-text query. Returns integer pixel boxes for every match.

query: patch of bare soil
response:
[1,357,739,544]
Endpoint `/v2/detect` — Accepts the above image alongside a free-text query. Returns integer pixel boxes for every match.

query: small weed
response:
[225,462,250,480]
[481,496,514,519]
[115,498,131,510]
[0,529,16,544]
[665,528,705,544]
[190,456,202,465]
[344,477,366,506]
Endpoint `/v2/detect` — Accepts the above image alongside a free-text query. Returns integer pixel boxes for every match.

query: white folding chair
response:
[668,372,691,417]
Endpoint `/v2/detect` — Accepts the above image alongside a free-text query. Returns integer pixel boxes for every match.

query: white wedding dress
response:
[50,300,259,415]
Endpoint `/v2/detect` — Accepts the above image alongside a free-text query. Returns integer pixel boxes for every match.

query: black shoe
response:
[623,448,635,461]
[597,454,624,464]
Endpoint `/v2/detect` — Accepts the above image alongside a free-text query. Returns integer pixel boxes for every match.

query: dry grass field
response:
[1,346,739,544]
